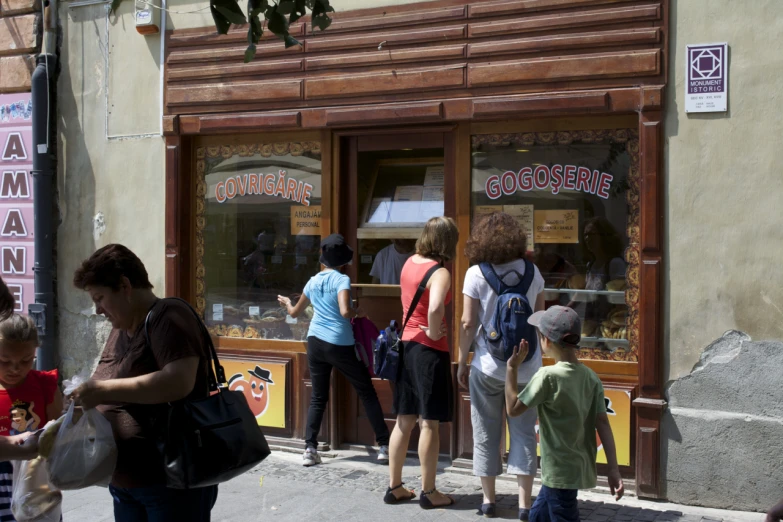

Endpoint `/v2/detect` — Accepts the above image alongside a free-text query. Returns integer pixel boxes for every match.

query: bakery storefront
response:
[163,0,668,498]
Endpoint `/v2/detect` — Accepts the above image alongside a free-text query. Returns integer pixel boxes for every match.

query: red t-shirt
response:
[400,259,451,352]
[0,369,58,435]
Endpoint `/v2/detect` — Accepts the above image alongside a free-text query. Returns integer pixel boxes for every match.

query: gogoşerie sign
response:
[215,170,315,206]
[485,164,614,200]
[0,93,34,313]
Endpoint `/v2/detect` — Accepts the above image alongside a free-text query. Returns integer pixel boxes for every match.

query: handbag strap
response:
[144,297,225,392]
[401,263,443,332]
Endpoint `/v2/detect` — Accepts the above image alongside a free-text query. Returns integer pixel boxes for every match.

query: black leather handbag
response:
[145,298,271,489]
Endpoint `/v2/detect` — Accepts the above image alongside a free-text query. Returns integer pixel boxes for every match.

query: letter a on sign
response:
[2,133,27,161]
[1,209,27,237]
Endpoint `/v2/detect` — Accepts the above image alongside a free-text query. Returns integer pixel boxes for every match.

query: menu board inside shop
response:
[534,209,579,244]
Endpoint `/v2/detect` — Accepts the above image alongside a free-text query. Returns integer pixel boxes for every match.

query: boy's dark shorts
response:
[530,485,579,522]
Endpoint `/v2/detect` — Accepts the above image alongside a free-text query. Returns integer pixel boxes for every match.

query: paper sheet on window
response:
[367,197,392,223]
[423,166,445,187]
[418,186,444,222]
[390,186,424,223]
[503,205,535,250]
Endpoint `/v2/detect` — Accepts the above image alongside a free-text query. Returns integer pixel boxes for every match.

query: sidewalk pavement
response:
[62,448,765,522]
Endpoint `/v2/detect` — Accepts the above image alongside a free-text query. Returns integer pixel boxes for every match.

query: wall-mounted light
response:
[516,149,529,153]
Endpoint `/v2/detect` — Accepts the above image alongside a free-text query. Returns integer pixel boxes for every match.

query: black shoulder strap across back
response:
[144,297,225,392]
[401,263,442,331]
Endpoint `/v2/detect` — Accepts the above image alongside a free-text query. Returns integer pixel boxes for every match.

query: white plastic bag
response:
[11,454,62,522]
[44,374,117,490]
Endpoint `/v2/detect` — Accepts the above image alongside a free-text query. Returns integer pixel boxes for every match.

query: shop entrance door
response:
[335,128,457,454]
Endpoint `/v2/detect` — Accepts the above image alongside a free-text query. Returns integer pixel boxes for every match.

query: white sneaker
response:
[377,445,389,464]
[302,447,322,467]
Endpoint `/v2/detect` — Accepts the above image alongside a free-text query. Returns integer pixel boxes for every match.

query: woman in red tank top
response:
[385,216,459,510]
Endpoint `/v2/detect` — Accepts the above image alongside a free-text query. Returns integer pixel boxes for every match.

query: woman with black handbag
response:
[386,216,459,510]
[69,244,219,522]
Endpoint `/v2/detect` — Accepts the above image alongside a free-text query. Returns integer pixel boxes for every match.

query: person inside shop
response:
[386,216,458,510]
[277,234,391,467]
[242,230,276,288]
[583,217,626,291]
[582,217,627,349]
[458,212,545,520]
[370,239,416,285]
[534,243,577,308]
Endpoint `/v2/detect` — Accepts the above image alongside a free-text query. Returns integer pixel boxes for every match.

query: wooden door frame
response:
[164,109,666,496]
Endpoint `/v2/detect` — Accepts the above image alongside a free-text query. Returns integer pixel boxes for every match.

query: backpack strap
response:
[479,262,507,296]
[144,297,225,392]
[401,263,442,331]
[511,260,536,296]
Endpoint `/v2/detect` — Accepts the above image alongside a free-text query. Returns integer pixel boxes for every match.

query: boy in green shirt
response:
[505,306,624,521]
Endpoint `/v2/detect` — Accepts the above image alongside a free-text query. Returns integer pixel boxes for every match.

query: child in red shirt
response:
[0,314,63,520]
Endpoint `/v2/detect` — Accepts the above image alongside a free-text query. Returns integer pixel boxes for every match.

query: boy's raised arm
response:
[505,343,529,417]
[596,413,624,501]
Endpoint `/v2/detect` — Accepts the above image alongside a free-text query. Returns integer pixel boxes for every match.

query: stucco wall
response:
[57,1,165,377]
[664,0,783,382]
[662,0,783,511]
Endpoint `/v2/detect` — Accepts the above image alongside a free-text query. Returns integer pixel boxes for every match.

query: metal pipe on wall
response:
[29,0,59,370]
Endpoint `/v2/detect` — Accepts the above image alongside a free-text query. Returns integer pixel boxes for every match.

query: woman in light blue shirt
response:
[279,234,390,467]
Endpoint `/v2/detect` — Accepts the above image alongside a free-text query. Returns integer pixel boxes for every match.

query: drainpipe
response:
[29,0,59,371]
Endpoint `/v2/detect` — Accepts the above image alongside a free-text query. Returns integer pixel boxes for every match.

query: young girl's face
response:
[0,341,36,386]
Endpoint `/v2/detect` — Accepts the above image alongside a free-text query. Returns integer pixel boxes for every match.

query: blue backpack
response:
[479,260,538,363]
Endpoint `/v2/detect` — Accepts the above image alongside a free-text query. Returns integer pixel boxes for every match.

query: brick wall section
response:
[0,0,40,93]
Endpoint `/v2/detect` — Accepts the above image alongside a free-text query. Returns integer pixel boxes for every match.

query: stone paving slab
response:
[61,451,764,522]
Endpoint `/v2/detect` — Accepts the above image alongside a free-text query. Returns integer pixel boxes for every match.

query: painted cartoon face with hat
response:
[228,365,275,419]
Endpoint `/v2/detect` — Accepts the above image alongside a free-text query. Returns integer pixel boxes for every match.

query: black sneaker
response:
[478,503,496,518]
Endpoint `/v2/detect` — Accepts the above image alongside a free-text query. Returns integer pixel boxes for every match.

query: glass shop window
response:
[471,130,640,361]
[195,141,322,342]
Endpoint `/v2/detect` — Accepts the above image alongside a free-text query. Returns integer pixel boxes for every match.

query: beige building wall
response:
[664,0,783,381]
[58,0,783,384]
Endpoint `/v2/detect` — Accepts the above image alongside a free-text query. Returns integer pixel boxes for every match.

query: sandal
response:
[383,482,416,504]
[419,488,455,510]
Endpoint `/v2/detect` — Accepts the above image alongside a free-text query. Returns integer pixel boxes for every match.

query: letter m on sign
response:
[1,246,25,275]
[1,171,30,199]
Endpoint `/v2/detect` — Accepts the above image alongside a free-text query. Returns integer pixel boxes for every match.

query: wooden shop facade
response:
[162,0,669,498]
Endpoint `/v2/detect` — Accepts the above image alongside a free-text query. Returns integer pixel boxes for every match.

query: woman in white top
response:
[457,212,545,521]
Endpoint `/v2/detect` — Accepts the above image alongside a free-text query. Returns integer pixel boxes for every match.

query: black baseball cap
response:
[527,306,581,349]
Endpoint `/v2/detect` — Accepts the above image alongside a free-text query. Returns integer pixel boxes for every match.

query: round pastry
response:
[568,274,586,290]
[610,309,627,326]
[227,325,244,338]
[581,320,598,338]
[606,279,627,292]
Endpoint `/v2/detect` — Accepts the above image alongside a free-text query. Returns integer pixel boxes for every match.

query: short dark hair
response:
[73,244,153,291]
[465,212,527,265]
